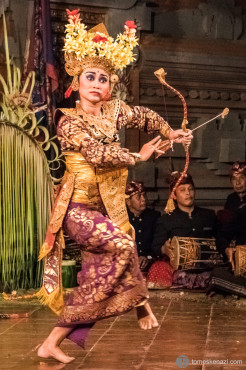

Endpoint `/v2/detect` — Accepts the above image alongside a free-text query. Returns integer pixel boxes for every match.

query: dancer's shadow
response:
[37,363,66,370]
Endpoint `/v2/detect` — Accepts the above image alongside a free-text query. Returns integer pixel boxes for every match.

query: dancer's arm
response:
[57,115,142,168]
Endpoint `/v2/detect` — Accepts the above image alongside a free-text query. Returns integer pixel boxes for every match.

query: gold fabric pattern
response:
[49,172,76,234]
[96,166,132,234]
[59,284,146,323]
[37,230,64,315]
[65,152,102,208]
[57,102,138,168]
[66,207,94,236]
[118,104,172,136]
[160,126,172,138]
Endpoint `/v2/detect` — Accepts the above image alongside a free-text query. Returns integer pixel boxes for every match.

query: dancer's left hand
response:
[169,129,193,145]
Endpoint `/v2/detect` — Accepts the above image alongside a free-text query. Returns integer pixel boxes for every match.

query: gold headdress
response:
[64,9,139,97]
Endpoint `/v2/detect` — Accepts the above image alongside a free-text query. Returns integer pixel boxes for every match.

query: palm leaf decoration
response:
[0,13,62,290]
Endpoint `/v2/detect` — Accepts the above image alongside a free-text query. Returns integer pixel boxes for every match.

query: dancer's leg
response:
[38,327,75,363]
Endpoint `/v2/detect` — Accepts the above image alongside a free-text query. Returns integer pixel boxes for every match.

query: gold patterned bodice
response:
[64,152,101,207]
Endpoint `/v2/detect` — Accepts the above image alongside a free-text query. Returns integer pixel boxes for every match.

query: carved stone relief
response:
[153,0,245,40]
[199,0,243,40]
[51,0,138,9]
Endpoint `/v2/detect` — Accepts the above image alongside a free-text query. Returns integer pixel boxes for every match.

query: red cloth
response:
[147,260,174,289]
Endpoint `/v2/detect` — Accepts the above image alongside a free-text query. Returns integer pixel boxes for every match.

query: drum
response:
[165,236,223,271]
[62,260,77,288]
[234,245,246,277]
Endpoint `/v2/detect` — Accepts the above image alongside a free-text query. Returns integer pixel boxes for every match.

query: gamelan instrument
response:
[164,236,223,271]
[234,245,246,277]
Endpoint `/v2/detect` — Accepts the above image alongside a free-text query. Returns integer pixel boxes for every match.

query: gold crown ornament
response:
[64,9,139,98]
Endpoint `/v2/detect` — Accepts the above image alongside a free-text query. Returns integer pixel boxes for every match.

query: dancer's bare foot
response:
[37,341,75,364]
[136,302,159,330]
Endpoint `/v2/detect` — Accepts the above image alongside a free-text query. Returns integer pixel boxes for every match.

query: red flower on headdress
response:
[66,9,80,23]
[92,34,108,43]
[66,9,79,16]
[125,20,137,29]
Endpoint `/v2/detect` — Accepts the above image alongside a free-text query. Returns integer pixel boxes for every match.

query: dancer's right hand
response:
[138,136,162,161]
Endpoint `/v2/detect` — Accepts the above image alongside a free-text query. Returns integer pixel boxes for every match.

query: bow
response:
[154,68,190,214]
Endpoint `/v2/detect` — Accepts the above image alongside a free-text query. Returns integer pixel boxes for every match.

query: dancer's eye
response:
[86,74,95,81]
[99,76,108,83]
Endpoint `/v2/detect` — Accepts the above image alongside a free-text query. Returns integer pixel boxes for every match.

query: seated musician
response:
[209,203,246,297]
[217,161,246,262]
[125,181,161,275]
[148,172,218,289]
[224,161,246,213]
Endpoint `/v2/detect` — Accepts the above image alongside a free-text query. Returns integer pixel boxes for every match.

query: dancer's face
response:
[79,68,110,104]
[174,184,195,208]
[231,173,246,193]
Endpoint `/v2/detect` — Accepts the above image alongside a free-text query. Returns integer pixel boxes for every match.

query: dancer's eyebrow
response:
[85,71,108,77]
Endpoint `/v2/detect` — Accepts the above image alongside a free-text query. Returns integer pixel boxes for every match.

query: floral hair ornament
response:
[64,9,138,98]
[125,181,146,198]
[167,171,195,193]
[229,161,246,178]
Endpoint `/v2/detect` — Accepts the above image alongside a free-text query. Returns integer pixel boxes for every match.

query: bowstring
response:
[161,84,169,124]
[161,83,175,186]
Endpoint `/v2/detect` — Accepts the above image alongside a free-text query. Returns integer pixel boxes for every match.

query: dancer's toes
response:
[138,315,158,330]
[138,318,147,330]
[150,314,159,328]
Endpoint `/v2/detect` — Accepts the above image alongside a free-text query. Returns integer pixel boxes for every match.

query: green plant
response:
[0,13,62,290]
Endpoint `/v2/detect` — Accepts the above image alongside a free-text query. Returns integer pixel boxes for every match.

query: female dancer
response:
[37,10,192,363]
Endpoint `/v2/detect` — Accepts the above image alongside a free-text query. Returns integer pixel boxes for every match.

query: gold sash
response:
[96,166,132,235]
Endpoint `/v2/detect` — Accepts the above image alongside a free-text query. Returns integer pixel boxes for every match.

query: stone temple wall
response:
[2,0,246,211]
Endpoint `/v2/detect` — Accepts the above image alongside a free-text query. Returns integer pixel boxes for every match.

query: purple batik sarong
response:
[56,202,148,347]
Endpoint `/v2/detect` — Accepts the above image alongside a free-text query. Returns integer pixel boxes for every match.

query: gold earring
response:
[110,74,119,83]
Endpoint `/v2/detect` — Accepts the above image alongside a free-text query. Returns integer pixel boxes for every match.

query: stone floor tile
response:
[1,294,246,369]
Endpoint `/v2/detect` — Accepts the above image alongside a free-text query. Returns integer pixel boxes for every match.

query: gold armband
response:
[160,126,173,139]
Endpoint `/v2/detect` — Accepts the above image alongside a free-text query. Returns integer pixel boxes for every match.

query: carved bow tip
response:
[154,68,167,81]
[222,107,229,119]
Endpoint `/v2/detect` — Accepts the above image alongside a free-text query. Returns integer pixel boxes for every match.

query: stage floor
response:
[0,291,245,369]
